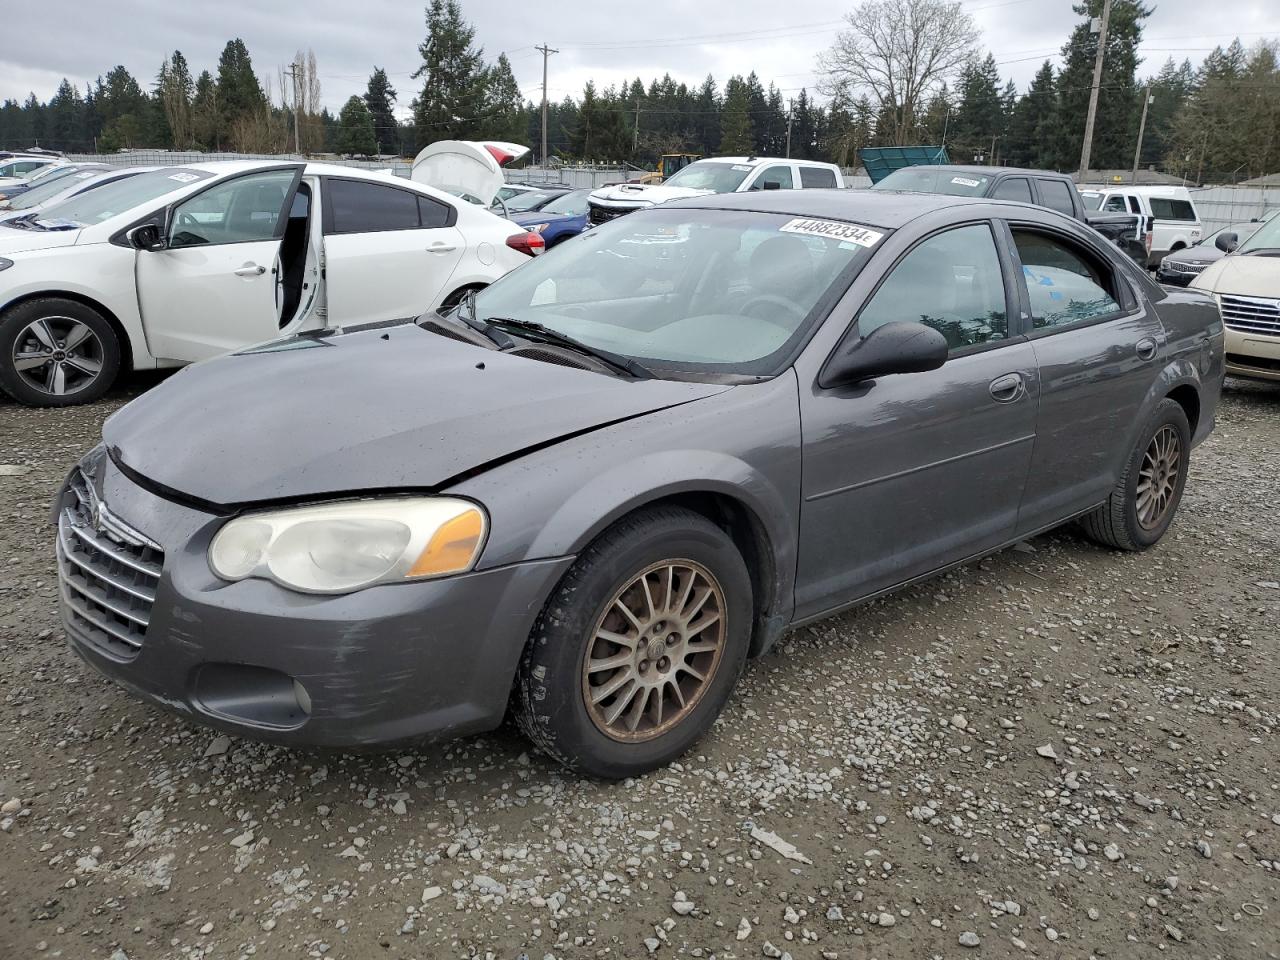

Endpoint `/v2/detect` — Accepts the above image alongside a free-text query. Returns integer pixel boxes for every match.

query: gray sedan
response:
[54,190,1223,778]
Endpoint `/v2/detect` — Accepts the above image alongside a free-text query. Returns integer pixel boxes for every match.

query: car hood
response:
[0,225,82,253]
[1192,254,1280,298]
[510,210,578,228]
[1163,247,1221,266]
[103,321,729,507]
[589,183,714,207]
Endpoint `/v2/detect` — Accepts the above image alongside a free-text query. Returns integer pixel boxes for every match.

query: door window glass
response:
[1103,195,1127,212]
[417,195,452,228]
[993,178,1033,203]
[858,223,1008,351]
[328,179,423,233]
[799,166,838,189]
[751,165,794,190]
[1036,179,1077,215]
[1013,230,1121,330]
[169,170,294,247]
[1127,196,1142,214]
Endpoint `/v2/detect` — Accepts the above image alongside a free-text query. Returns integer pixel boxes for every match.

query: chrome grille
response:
[1221,294,1280,336]
[56,466,162,659]
[588,204,629,226]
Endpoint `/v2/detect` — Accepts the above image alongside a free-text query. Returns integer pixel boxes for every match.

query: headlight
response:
[0,257,13,272]
[209,497,487,594]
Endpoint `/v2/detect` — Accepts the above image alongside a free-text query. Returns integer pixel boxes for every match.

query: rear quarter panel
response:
[1148,284,1224,447]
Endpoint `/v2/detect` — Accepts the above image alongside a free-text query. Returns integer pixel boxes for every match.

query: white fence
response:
[1187,185,1280,234]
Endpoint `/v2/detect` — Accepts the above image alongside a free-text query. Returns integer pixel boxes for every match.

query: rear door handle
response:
[427,244,458,254]
[989,373,1024,403]
[1136,337,1158,361]
[234,263,266,277]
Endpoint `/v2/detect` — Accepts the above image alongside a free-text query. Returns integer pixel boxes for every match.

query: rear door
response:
[320,177,464,323]
[1002,219,1167,534]
[137,165,302,363]
[795,220,1039,618]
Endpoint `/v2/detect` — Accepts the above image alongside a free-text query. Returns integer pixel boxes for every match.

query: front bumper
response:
[1224,324,1280,382]
[55,451,574,747]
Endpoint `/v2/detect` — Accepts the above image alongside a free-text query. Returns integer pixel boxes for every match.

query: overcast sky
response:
[2,0,1276,119]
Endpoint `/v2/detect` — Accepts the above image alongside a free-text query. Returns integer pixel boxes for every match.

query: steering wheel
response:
[740,294,808,327]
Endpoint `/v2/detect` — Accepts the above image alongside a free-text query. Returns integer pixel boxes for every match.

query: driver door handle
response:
[989,373,1024,403]
[234,263,266,277]
[1136,337,1158,361]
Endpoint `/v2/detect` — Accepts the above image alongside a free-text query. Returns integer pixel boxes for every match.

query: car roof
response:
[895,164,1060,178]
[702,156,835,168]
[666,188,997,229]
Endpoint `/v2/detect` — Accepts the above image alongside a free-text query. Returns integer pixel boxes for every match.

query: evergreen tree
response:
[46,80,83,151]
[570,81,603,158]
[96,66,148,150]
[215,39,267,141]
[1006,61,1058,167]
[410,0,487,148]
[157,51,195,149]
[719,78,753,154]
[694,75,719,157]
[336,95,376,155]
[952,54,1003,162]
[364,67,399,155]
[481,53,526,144]
[191,70,220,150]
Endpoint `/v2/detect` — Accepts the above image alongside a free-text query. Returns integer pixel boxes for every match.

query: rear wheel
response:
[0,298,120,406]
[515,507,752,778]
[1080,398,1191,551]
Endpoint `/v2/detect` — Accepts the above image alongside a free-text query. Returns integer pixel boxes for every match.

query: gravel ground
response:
[1,374,1278,960]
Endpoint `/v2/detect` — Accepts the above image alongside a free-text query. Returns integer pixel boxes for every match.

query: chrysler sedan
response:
[55,191,1223,778]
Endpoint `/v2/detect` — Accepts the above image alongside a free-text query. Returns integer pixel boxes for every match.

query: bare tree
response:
[819,0,980,145]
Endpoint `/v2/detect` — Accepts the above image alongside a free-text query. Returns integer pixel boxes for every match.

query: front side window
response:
[471,208,881,375]
[327,179,424,234]
[751,165,794,190]
[993,178,1033,203]
[1013,229,1121,329]
[857,223,1008,351]
[170,170,295,247]
[1036,179,1077,215]
[800,166,838,189]
[1103,196,1127,212]
[662,162,752,193]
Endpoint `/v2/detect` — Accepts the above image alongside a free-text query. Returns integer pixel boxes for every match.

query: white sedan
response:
[0,160,542,405]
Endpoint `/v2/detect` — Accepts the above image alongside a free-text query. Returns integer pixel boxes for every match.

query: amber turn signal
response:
[408,508,486,577]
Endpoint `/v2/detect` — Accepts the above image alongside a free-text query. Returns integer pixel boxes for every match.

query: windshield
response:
[7,170,104,210]
[471,208,883,376]
[540,189,590,216]
[30,168,212,226]
[1238,213,1280,254]
[662,162,752,193]
[503,189,565,212]
[21,164,78,187]
[1199,222,1261,249]
[872,167,993,196]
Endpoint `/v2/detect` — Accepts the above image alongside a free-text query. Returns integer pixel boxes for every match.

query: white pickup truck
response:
[1080,185,1203,267]
[586,156,845,226]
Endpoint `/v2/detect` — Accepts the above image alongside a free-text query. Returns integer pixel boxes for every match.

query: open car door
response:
[137,165,303,363]
[410,140,530,207]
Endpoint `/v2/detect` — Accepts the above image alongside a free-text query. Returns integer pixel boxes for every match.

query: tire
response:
[0,298,121,407]
[516,506,753,779]
[1080,398,1191,551]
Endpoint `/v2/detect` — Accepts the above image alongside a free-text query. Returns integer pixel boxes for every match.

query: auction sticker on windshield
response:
[779,218,883,247]
[951,176,982,187]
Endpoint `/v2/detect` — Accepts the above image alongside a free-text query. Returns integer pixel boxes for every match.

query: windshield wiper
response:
[436,289,516,349]
[484,316,653,379]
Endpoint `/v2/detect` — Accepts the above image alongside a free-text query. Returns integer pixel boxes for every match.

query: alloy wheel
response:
[1136,424,1181,530]
[582,560,727,743]
[11,316,104,397]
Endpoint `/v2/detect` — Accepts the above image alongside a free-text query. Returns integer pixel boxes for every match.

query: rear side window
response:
[799,166,838,189]
[1148,198,1197,221]
[1013,230,1121,330]
[993,178,1033,203]
[1036,178,1077,215]
[327,179,428,234]
[418,195,452,228]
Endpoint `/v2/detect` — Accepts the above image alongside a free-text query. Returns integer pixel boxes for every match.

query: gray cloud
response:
[2,0,1276,120]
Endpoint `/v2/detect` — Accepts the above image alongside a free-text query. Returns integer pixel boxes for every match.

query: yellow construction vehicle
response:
[637,153,701,184]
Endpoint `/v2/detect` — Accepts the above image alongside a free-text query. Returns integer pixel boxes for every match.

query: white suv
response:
[586,156,845,226]
[0,161,539,406]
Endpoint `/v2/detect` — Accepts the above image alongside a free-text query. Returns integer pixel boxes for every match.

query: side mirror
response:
[762,180,781,191]
[1214,232,1238,253]
[819,320,948,388]
[126,223,166,252]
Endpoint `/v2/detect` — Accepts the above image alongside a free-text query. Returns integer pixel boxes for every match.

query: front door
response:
[320,177,465,323]
[137,167,301,363]
[1003,223,1167,534]
[795,221,1039,619]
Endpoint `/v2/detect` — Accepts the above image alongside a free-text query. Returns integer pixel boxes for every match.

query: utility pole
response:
[1078,0,1112,181]
[535,44,558,167]
[785,98,794,158]
[284,60,302,155]
[633,97,641,154]
[1130,86,1153,183]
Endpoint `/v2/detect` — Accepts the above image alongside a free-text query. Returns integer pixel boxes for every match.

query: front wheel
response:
[1080,398,1191,551]
[515,506,752,778]
[0,298,121,406]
